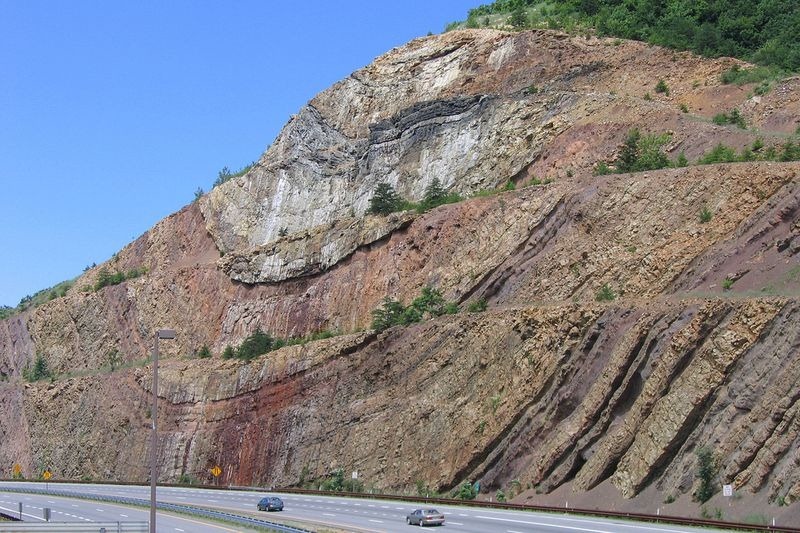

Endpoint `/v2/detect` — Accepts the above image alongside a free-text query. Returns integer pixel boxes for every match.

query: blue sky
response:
[0,0,480,307]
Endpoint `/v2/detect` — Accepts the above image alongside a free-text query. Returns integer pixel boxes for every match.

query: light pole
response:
[150,328,175,533]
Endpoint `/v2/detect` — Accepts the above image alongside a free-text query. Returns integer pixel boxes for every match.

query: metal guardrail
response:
[0,521,147,532]
[0,486,310,533]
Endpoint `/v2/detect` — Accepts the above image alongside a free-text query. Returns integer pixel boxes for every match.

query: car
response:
[405,508,445,526]
[257,496,284,511]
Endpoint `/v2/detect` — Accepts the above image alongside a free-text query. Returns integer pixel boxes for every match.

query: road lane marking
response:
[479,515,618,533]
[369,519,384,523]
[323,512,336,517]
[449,522,464,526]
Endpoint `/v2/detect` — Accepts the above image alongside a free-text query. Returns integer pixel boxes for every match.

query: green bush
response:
[455,482,477,500]
[699,206,713,223]
[722,277,734,290]
[460,1,800,71]
[23,353,51,382]
[221,345,235,360]
[196,345,212,359]
[779,141,800,161]
[712,109,747,129]
[468,298,488,313]
[595,284,616,302]
[698,144,738,164]
[94,266,145,292]
[695,447,717,503]
[236,329,274,361]
[655,79,670,95]
[609,129,672,174]
[368,183,403,215]
[371,288,459,332]
[213,162,255,188]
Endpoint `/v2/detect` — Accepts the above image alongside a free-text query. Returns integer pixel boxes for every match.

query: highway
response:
[0,482,727,533]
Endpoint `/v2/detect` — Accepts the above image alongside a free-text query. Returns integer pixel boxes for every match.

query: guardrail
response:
[0,521,147,532]
[0,486,310,533]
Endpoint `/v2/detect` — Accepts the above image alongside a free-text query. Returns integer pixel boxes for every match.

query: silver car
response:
[406,508,445,526]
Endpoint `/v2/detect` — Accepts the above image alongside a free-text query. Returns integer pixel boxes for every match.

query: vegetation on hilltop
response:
[450,0,800,71]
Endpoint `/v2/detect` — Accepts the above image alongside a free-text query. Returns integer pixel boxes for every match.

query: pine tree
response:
[423,178,447,209]
[368,183,402,215]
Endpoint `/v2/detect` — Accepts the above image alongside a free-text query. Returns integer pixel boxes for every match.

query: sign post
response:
[43,469,51,490]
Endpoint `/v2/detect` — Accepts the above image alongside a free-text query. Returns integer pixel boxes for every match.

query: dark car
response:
[257,496,284,511]
[406,508,445,526]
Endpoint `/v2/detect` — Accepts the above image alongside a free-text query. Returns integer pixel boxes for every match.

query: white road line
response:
[369,519,384,523]
[508,530,526,533]
[478,515,616,533]
[323,512,336,517]
[449,522,464,526]
[175,529,185,532]
[120,513,128,517]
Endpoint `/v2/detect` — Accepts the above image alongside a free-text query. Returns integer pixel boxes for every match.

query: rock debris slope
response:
[1,29,800,519]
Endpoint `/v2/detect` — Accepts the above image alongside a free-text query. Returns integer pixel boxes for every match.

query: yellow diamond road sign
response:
[210,465,221,477]
[12,463,21,476]
[42,470,52,480]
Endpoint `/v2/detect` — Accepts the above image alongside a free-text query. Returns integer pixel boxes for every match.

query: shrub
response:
[236,329,274,361]
[679,103,689,113]
[371,288,459,331]
[107,349,121,370]
[196,345,212,359]
[676,152,688,167]
[643,92,652,101]
[695,447,716,503]
[213,162,255,188]
[455,482,477,500]
[23,353,51,382]
[712,109,747,129]
[722,277,734,290]
[779,141,800,162]
[371,297,407,332]
[509,7,528,29]
[596,284,616,302]
[593,161,612,176]
[698,144,738,164]
[468,298,488,313]
[496,489,506,502]
[221,345,235,360]
[423,177,446,206]
[611,129,672,173]
[368,183,403,215]
[655,79,670,95]
[699,206,713,223]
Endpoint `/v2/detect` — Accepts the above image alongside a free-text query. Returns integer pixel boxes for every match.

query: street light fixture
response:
[150,328,175,533]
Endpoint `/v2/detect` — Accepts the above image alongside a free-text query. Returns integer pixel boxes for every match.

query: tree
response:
[695,447,716,503]
[616,129,642,173]
[423,177,447,209]
[509,7,528,29]
[221,345,235,360]
[236,329,273,360]
[371,297,406,332]
[368,183,402,215]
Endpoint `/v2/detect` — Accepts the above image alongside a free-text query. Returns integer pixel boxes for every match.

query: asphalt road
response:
[0,482,727,533]
[0,488,240,532]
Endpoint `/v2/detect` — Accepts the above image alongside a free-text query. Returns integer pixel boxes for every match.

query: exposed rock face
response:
[2,28,800,520]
